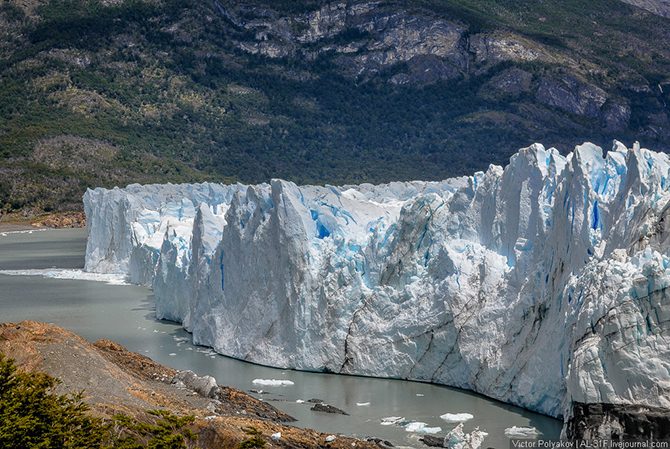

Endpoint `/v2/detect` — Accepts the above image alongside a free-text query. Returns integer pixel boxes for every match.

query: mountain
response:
[83,140,670,437]
[1,0,669,213]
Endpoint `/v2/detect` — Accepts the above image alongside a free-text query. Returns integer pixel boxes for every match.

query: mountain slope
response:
[1,0,669,213]
[621,0,670,18]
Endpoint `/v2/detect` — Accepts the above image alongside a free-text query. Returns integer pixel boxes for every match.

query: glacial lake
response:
[0,228,561,448]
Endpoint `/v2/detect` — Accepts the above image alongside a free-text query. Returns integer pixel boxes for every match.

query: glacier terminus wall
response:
[84,142,670,430]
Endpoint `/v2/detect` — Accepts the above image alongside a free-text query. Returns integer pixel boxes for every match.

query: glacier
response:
[83,141,670,430]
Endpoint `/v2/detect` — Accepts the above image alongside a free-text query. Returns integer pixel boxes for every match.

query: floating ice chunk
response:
[251,379,295,386]
[416,393,425,397]
[0,229,46,236]
[0,269,128,285]
[296,399,305,403]
[404,422,426,432]
[404,422,442,434]
[356,402,371,406]
[168,353,177,356]
[440,413,474,423]
[444,423,488,449]
[380,416,405,426]
[504,426,540,439]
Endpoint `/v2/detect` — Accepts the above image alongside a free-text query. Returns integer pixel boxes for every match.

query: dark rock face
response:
[641,111,670,140]
[565,402,670,440]
[224,1,584,87]
[232,2,470,84]
[480,67,534,99]
[536,75,608,119]
[220,0,660,134]
[310,403,349,415]
[601,99,632,132]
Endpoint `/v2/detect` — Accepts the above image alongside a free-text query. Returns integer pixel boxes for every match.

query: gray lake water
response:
[0,229,562,448]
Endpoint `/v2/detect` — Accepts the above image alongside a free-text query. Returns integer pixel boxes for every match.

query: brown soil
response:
[0,321,384,449]
[29,211,86,228]
[0,211,86,230]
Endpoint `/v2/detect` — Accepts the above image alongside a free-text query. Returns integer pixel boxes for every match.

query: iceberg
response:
[380,417,406,426]
[404,422,442,434]
[83,141,670,432]
[504,426,540,439]
[251,379,295,387]
[444,423,488,449]
[440,413,474,423]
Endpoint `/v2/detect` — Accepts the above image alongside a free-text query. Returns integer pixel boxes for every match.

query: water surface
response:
[0,229,562,448]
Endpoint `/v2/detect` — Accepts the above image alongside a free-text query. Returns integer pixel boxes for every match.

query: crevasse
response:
[83,142,670,422]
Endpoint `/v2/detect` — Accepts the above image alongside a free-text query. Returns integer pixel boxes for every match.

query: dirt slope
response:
[0,321,385,449]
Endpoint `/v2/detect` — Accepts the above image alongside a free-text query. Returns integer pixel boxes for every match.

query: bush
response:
[110,410,196,449]
[237,427,266,449]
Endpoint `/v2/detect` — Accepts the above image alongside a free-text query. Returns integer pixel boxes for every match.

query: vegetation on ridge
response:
[0,0,668,214]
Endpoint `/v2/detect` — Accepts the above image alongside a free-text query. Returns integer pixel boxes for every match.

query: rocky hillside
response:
[0,321,384,448]
[1,0,669,213]
[621,0,670,18]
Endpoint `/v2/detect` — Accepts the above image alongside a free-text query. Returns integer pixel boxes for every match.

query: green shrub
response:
[110,410,196,449]
[237,426,266,449]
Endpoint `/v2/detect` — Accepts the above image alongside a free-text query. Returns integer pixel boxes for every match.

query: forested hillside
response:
[1,0,669,213]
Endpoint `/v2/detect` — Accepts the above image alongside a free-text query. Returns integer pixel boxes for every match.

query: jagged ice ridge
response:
[83,141,670,425]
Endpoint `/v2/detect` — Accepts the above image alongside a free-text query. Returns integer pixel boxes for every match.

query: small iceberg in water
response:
[380,416,405,426]
[504,426,540,439]
[251,379,294,387]
[440,413,474,423]
[405,421,442,434]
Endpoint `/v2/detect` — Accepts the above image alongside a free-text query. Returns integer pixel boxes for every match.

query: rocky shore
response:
[0,321,385,449]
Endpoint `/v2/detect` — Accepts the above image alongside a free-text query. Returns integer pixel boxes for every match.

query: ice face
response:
[83,141,670,424]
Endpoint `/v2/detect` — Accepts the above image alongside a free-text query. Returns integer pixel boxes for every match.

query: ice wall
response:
[83,142,670,423]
